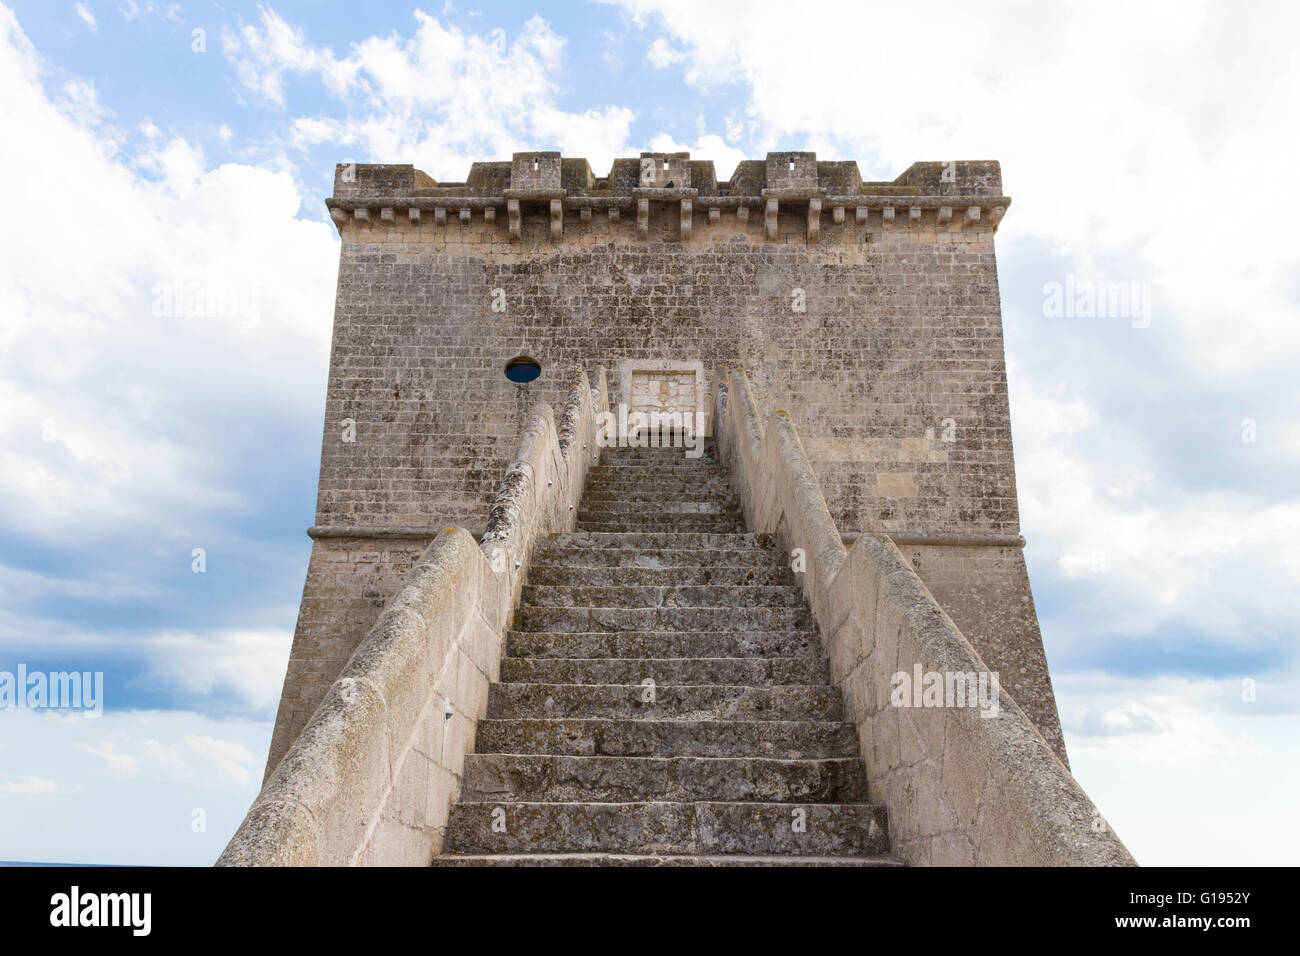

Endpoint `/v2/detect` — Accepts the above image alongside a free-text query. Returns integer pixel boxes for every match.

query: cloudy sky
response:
[0,0,1296,866]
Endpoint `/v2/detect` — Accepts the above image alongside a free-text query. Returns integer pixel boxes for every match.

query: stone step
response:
[543,531,773,550]
[519,584,804,609]
[514,605,815,633]
[474,718,858,758]
[432,852,902,867]
[486,683,843,721]
[460,754,868,803]
[597,445,716,456]
[575,518,747,532]
[578,501,739,515]
[499,656,829,685]
[594,445,718,456]
[578,495,735,509]
[505,630,824,660]
[587,464,730,477]
[530,547,782,570]
[584,473,731,486]
[575,517,747,533]
[581,479,736,496]
[525,566,793,587]
[595,457,728,468]
[441,801,890,857]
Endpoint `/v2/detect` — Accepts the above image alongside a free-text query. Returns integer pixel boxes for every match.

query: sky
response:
[0,0,1296,866]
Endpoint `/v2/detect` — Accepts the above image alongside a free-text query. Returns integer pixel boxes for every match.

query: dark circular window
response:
[505,356,541,384]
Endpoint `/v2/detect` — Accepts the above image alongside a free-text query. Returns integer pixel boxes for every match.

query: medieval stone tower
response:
[223,151,1134,867]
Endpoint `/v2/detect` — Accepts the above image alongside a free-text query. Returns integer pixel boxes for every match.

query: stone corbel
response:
[708,207,720,223]
[434,207,447,226]
[988,206,1006,230]
[353,208,371,227]
[609,207,620,221]
[330,208,348,228]
[909,206,922,225]
[408,207,421,225]
[484,207,496,224]
[937,206,953,227]
[580,206,592,223]
[881,206,895,225]
[507,199,521,241]
[379,207,395,226]
[765,198,778,240]
[550,199,563,240]
[807,198,822,243]
[459,208,471,224]
[832,206,845,224]
[856,206,868,225]
[737,206,749,222]
[965,205,981,226]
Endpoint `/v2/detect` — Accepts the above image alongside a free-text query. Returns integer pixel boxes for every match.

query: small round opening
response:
[505,356,542,384]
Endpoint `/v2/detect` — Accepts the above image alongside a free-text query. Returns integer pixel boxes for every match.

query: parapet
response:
[328,151,1009,242]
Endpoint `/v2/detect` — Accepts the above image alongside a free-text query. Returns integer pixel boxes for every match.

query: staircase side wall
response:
[715,369,1134,866]
[229,375,606,863]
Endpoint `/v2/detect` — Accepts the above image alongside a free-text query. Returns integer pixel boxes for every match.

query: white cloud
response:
[1057,672,1300,864]
[646,36,683,68]
[604,0,1300,371]
[1,709,269,864]
[222,8,637,178]
[1013,374,1300,639]
[130,629,292,717]
[0,5,338,552]
[74,3,95,31]
[77,730,258,786]
[0,775,62,795]
[118,1,179,21]
[75,739,143,778]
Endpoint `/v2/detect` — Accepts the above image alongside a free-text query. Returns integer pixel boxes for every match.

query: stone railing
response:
[218,369,609,866]
[714,367,1135,866]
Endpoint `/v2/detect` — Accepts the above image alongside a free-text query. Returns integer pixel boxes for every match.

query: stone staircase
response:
[432,440,899,866]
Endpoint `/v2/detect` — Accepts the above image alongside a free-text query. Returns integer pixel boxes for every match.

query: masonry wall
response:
[265,158,1065,777]
[315,207,1016,537]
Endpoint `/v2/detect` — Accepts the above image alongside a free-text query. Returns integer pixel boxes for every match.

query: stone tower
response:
[222,149,1136,868]
[265,150,1063,779]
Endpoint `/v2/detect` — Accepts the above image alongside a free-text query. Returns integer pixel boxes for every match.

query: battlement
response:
[328,152,1008,242]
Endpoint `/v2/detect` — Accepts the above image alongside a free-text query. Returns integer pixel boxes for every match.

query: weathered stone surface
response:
[432,852,902,867]
[224,372,610,866]
[524,565,794,587]
[499,656,828,686]
[485,682,843,721]
[714,365,1136,866]
[460,754,869,803]
[443,801,888,857]
[505,629,824,660]
[434,445,894,864]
